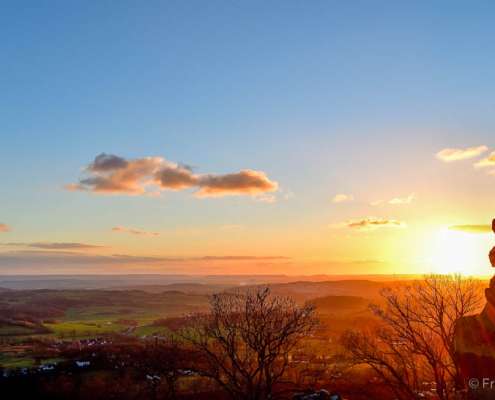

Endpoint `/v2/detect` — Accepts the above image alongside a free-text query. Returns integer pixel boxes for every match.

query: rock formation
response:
[455,219,495,399]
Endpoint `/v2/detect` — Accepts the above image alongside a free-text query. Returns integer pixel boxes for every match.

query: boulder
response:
[455,219,495,399]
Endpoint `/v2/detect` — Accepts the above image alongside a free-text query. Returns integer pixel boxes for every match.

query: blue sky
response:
[1,1,495,274]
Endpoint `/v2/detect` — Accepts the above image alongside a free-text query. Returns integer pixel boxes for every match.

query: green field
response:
[0,325,37,336]
[0,289,211,369]
[0,289,210,342]
[48,304,181,338]
[0,356,35,369]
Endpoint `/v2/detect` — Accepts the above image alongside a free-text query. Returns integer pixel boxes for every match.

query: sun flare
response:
[427,229,492,276]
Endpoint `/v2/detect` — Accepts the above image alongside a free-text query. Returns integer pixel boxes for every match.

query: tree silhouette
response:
[342,275,483,400]
[181,287,317,400]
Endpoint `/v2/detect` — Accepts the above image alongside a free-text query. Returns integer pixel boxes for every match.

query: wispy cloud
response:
[335,217,407,231]
[0,224,10,233]
[372,193,416,206]
[67,153,278,198]
[389,193,416,205]
[112,226,160,237]
[2,242,106,250]
[254,193,277,203]
[435,145,488,162]
[199,255,290,261]
[474,151,495,168]
[448,225,492,234]
[332,194,354,203]
[0,250,172,267]
[0,251,291,272]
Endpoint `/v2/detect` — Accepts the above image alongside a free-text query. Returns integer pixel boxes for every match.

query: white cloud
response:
[112,226,160,237]
[474,151,495,168]
[388,193,416,205]
[435,145,488,162]
[254,194,277,203]
[371,193,416,206]
[332,194,354,203]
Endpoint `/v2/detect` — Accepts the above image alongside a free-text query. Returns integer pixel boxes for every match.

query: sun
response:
[427,228,492,276]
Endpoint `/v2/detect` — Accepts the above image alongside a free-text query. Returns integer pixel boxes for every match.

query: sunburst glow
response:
[427,229,492,276]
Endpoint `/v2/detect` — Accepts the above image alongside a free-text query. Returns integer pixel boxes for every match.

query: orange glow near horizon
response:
[425,229,493,276]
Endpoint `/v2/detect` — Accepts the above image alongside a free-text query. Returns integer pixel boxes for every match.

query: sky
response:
[1,1,495,275]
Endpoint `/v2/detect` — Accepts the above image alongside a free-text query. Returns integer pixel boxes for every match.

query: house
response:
[75,361,90,368]
[293,390,343,400]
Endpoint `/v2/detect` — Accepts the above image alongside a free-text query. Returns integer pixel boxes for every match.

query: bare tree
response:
[138,337,182,400]
[106,336,184,400]
[181,286,318,400]
[342,275,483,400]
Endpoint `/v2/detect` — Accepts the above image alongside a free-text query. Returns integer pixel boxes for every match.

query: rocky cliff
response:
[455,219,495,399]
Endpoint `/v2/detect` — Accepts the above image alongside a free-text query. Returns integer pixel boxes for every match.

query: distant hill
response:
[258,280,388,302]
[0,274,426,290]
[111,283,234,294]
[312,295,369,312]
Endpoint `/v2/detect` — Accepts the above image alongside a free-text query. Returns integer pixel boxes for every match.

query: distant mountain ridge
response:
[0,274,424,290]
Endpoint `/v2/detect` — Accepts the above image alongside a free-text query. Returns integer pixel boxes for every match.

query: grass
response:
[0,290,211,370]
[0,325,37,336]
[0,354,35,369]
[64,306,163,324]
[45,321,126,338]
[133,324,169,337]
[44,307,170,339]
[0,355,65,369]
[0,289,209,344]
